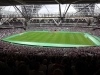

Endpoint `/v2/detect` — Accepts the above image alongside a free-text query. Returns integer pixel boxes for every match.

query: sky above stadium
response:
[38,4,76,13]
[3,4,100,14]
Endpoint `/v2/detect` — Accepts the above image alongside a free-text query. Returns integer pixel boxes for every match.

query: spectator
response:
[29,62,44,75]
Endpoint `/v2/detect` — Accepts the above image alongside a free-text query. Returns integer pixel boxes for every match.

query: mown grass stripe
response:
[70,33,75,44]
[76,33,86,45]
[61,33,66,44]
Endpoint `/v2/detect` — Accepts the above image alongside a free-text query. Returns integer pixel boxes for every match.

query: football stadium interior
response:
[1,0,100,75]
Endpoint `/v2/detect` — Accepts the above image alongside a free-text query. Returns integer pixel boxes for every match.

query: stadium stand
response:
[0,1,100,75]
[0,18,100,75]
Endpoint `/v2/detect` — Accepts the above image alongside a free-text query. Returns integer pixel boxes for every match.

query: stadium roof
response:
[0,0,100,6]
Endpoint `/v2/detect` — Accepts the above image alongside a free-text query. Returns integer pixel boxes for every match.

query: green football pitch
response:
[2,31,100,47]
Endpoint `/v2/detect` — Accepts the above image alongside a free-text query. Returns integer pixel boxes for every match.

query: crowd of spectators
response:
[0,27,100,75]
[0,27,100,56]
